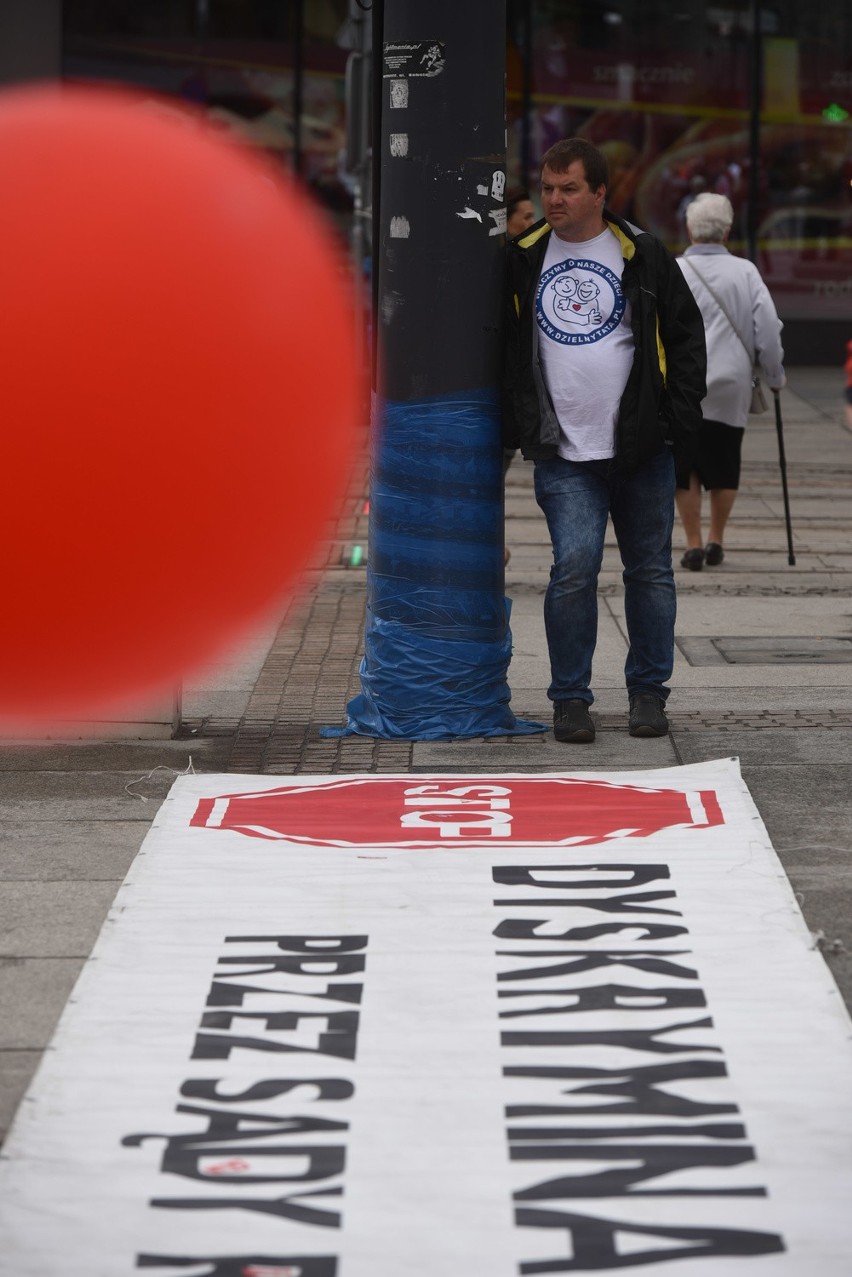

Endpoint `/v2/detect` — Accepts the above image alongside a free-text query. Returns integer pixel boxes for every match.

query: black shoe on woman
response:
[680,548,704,571]
[704,542,724,566]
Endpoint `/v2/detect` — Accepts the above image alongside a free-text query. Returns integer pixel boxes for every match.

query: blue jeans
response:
[534,449,676,705]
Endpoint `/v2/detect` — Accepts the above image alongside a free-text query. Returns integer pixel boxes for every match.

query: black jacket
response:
[503,211,706,482]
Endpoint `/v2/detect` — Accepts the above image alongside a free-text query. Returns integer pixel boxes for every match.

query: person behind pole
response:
[506,187,536,238]
[675,193,785,570]
[503,136,706,743]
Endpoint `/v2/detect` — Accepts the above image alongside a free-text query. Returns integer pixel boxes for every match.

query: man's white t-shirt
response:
[536,227,635,461]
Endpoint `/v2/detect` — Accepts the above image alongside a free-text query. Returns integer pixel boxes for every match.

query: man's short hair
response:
[540,138,608,192]
[686,192,734,242]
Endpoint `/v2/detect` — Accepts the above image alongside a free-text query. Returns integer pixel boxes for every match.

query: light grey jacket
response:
[677,243,785,428]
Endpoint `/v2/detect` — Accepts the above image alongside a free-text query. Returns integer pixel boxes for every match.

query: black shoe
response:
[628,693,669,738]
[704,542,724,566]
[680,548,704,571]
[553,699,595,743]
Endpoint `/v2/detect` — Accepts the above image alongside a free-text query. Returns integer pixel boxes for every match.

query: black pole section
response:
[328,0,544,741]
[292,0,305,178]
[747,0,762,263]
[520,0,533,189]
[371,0,384,392]
[773,390,796,566]
[194,0,209,85]
[377,5,505,401]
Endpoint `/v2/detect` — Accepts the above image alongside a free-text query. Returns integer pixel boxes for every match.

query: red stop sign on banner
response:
[190,777,724,848]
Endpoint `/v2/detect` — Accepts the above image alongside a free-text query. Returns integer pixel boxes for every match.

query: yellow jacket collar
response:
[517,217,636,261]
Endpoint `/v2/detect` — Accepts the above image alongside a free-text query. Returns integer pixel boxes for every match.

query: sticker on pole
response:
[383,41,446,78]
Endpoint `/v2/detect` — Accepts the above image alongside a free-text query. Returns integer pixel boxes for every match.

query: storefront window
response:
[756,4,852,320]
[508,0,852,323]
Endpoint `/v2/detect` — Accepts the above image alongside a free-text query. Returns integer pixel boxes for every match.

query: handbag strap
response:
[681,255,755,366]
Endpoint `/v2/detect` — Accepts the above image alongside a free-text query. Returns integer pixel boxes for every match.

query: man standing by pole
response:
[504,137,706,743]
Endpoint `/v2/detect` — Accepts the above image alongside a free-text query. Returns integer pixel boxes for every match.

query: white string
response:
[125,755,196,801]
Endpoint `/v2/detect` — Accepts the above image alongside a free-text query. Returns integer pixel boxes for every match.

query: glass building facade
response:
[508,0,852,358]
[21,1,852,360]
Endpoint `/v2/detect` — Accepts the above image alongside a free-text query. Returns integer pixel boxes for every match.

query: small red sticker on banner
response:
[190,777,724,847]
[206,1158,251,1175]
[242,1268,299,1277]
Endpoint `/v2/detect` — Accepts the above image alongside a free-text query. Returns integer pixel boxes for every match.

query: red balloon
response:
[0,84,363,726]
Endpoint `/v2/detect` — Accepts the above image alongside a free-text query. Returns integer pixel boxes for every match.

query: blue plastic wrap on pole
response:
[323,387,545,740]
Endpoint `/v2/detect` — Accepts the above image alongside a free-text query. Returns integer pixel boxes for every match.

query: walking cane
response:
[773,389,795,566]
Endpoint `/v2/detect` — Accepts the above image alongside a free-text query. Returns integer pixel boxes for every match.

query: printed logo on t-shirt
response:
[536,257,625,346]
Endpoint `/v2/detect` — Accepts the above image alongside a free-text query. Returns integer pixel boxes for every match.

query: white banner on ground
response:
[1,760,851,1275]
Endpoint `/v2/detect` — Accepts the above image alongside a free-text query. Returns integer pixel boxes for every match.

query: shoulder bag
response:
[681,256,768,414]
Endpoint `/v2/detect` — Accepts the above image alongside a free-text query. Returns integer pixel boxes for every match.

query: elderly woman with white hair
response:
[676,192,785,569]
